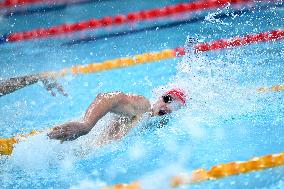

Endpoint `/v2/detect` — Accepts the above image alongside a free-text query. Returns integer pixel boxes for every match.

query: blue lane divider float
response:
[0,35,7,44]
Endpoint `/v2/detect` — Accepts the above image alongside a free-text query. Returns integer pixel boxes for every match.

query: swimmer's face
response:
[152,94,183,116]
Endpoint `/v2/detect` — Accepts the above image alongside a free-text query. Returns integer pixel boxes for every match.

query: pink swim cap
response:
[165,88,186,105]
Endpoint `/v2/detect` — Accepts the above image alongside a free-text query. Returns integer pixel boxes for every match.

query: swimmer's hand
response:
[40,77,68,97]
[47,122,90,141]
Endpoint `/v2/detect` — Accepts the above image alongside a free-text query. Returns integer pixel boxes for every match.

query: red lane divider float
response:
[0,0,96,10]
[0,0,46,8]
[173,29,284,55]
[194,29,284,51]
[6,0,253,42]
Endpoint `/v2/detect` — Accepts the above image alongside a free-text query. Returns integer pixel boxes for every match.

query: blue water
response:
[0,0,283,188]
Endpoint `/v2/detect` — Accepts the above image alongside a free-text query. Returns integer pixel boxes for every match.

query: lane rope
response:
[0,0,46,8]
[171,151,284,187]
[3,0,254,43]
[42,29,284,78]
[103,151,284,189]
[257,84,284,93]
[0,0,94,9]
[0,82,283,156]
[0,130,40,155]
[0,0,107,17]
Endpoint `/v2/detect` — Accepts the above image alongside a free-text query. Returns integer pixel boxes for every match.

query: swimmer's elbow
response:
[96,91,126,104]
[96,92,105,99]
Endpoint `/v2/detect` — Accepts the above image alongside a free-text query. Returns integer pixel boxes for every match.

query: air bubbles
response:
[231,12,238,19]
[97,82,103,88]
[204,9,230,28]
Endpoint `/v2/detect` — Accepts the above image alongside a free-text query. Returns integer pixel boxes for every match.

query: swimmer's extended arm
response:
[48,92,127,141]
[0,74,67,97]
[0,74,41,97]
[48,92,150,141]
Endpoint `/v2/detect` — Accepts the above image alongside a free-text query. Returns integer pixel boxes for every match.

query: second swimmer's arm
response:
[0,73,67,97]
[0,74,41,97]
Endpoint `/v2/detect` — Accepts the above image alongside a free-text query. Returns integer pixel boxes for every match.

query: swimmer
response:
[0,73,67,97]
[48,89,186,145]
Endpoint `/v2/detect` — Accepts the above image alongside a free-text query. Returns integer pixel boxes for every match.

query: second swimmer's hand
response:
[47,122,90,142]
[40,77,68,97]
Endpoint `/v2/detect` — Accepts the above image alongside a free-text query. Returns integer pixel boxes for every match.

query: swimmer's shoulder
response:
[124,93,151,111]
[100,91,151,113]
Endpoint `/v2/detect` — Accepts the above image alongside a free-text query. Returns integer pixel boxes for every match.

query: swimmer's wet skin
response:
[48,89,186,144]
[0,73,67,97]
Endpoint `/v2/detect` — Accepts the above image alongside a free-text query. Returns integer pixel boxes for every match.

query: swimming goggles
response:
[162,94,173,104]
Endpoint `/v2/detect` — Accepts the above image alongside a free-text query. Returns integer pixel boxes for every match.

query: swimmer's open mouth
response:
[158,110,167,116]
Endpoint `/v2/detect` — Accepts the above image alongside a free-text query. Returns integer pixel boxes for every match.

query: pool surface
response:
[0,0,283,188]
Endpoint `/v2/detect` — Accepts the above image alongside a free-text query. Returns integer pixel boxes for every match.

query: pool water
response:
[0,0,283,188]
